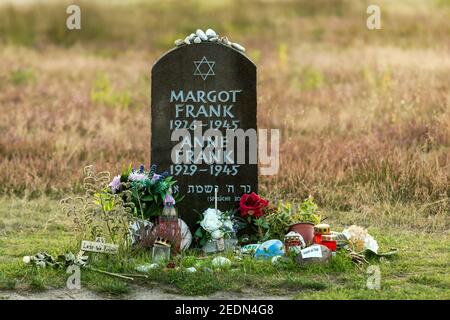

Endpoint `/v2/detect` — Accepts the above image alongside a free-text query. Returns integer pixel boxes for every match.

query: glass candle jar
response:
[321,234,337,251]
[314,223,330,245]
[313,233,322,244]
[314,223,330,235]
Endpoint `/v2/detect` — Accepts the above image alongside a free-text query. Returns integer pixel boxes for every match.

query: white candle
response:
[214,186,218,213]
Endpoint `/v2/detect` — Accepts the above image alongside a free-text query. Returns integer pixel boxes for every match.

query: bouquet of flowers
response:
[342,225,379,254]
[194,208,237,247]
[109,164,183,220]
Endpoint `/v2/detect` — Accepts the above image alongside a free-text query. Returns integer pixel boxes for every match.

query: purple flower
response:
[164,193,176,206]
[139,164,145,173]
[128,172,147,182]
[151,173,162,184]
[109,175,121,194]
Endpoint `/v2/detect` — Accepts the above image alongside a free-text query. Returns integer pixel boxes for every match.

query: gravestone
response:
[151,42,257,230]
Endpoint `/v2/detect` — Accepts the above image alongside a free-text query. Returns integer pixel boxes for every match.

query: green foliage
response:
[292,67,324,91]
[263,202,294,239]
[262,197,321,240]
[10,68,35,86]
[291,196,321,224]
[117,167,184,219]
[94,191,115,212]
[90,73,131,109]
[278,43,288,66]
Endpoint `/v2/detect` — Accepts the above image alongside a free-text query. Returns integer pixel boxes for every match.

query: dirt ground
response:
[0,285,293,300]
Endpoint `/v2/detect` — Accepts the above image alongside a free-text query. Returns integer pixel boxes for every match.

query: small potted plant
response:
[289,196,321,245]
[262,201,294,240]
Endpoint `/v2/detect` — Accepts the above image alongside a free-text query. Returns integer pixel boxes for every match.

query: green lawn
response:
[0,197,449,299]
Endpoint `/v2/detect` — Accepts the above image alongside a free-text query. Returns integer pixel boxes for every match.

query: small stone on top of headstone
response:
[196,29,208,41]
[193,36,202,44]
[231,42,246,52]
[174,39,184,46]
[205,28,217,38]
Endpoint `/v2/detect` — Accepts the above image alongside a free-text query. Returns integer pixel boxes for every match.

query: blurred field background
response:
[0,0,449,232]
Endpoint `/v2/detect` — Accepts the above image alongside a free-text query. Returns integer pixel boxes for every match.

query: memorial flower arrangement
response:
[109,164,184,220]
[194,208,237,247]
[342,225,379,254]
[40,166,396,282]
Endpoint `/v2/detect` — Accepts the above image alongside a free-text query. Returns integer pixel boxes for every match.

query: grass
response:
[0,197,448,299]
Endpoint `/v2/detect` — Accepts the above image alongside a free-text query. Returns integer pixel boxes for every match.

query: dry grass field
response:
[0,0,449,299]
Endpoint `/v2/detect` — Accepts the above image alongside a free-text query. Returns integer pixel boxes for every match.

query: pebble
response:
[205,28,217,38]
[202,267,213,273]
[271,256,283,265]
[212,256,231,268]
[173,29,247,54]
[174,39,184,46]
[135,263,159,272]
[231,42,246,52]
[188,33,196,41]
[185,267,197,273]
[196,29,208,41]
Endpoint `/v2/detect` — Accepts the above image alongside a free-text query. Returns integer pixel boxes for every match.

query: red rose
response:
[239,192,269,218]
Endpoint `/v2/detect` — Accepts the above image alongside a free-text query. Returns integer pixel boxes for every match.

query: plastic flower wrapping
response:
[342,225,379,253]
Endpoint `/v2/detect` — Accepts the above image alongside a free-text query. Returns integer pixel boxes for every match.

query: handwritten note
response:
[81,240,118,254]
[300,245,323,259]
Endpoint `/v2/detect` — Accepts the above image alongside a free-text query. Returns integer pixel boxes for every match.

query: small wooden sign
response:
[81,238,118,254]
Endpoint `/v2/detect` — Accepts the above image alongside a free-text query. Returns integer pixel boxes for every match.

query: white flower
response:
[23,256,31,264]
[343,225,379,253]
[211,229,224,240]
[223,219,234,231]
[200,208,223,233]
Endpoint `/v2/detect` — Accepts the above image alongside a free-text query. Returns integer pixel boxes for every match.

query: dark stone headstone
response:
[151,42,257,230]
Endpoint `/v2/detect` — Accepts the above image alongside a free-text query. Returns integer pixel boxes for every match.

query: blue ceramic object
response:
[254,239,285,259]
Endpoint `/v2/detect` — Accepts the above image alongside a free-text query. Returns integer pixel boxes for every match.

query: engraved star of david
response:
[193,56,215,80]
